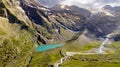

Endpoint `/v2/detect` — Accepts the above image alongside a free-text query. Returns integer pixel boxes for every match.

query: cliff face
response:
[19,0,87,43]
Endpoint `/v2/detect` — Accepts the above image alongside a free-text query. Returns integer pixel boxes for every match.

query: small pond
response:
[36,44,64,52]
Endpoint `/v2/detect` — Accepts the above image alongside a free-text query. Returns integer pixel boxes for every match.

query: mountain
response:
[20,0,93,43]
[51,4,91,18]
[0,0,90,66]
[86,5,120,38]
[103,5,120,16]
[103,5,120,12]
[37,0,63,7]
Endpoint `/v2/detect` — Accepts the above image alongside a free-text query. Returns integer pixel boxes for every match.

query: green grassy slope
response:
[61,42,120,67]
[28,41,100,67]
[0,17,35,67]
[29,41,120,67]
[0,0,36,66]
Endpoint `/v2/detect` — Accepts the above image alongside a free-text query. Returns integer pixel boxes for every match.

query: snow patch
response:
[55,29,59,33]
[61,5,65,9]
[39,7,50,11]
[91,8,114,17]
[66,8,70,10]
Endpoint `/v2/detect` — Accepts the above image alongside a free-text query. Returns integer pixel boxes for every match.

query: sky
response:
[38,0,120,9]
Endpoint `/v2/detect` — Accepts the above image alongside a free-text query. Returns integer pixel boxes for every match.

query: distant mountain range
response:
[37,0,63,7]
[51,4,91,18]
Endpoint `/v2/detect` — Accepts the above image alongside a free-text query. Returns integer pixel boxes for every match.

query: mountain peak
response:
[60,4,66,9]
[51,4,71,10]
[51,4,91,18]
[20,0,42,8]
[103,5,113,9]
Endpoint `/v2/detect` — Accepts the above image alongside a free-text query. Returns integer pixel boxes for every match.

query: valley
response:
[0,0,120,67]
[30,36,116,67]
[28,40,120,67]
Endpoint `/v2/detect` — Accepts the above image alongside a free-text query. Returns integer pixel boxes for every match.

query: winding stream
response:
[54,56,69,67]
[97,38,111,53]
[54,37,112,67]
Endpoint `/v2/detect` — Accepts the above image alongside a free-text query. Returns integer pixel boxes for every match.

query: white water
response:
[98,37,111,53]
[55,56,68,67]
[55,34,113,67]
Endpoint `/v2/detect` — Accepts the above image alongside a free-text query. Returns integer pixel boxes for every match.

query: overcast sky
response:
[38,0,120,9]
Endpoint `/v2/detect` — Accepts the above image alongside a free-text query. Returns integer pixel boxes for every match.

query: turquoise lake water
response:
[36,44,64,52]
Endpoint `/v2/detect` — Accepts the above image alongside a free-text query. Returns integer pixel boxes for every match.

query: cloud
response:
[60,0,96,5]
[38,0,120,9]
[60,0,97,9]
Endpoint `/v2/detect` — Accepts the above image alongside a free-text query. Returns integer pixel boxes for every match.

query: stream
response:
[97,37,111,53]
[54,36,112,67]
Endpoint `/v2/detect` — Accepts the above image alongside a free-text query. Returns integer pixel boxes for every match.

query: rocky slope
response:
[51,4,91,18]
[0,0,36,67]
[86,5,120,38]
[38,0,64,7]
[19,0,89,43]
